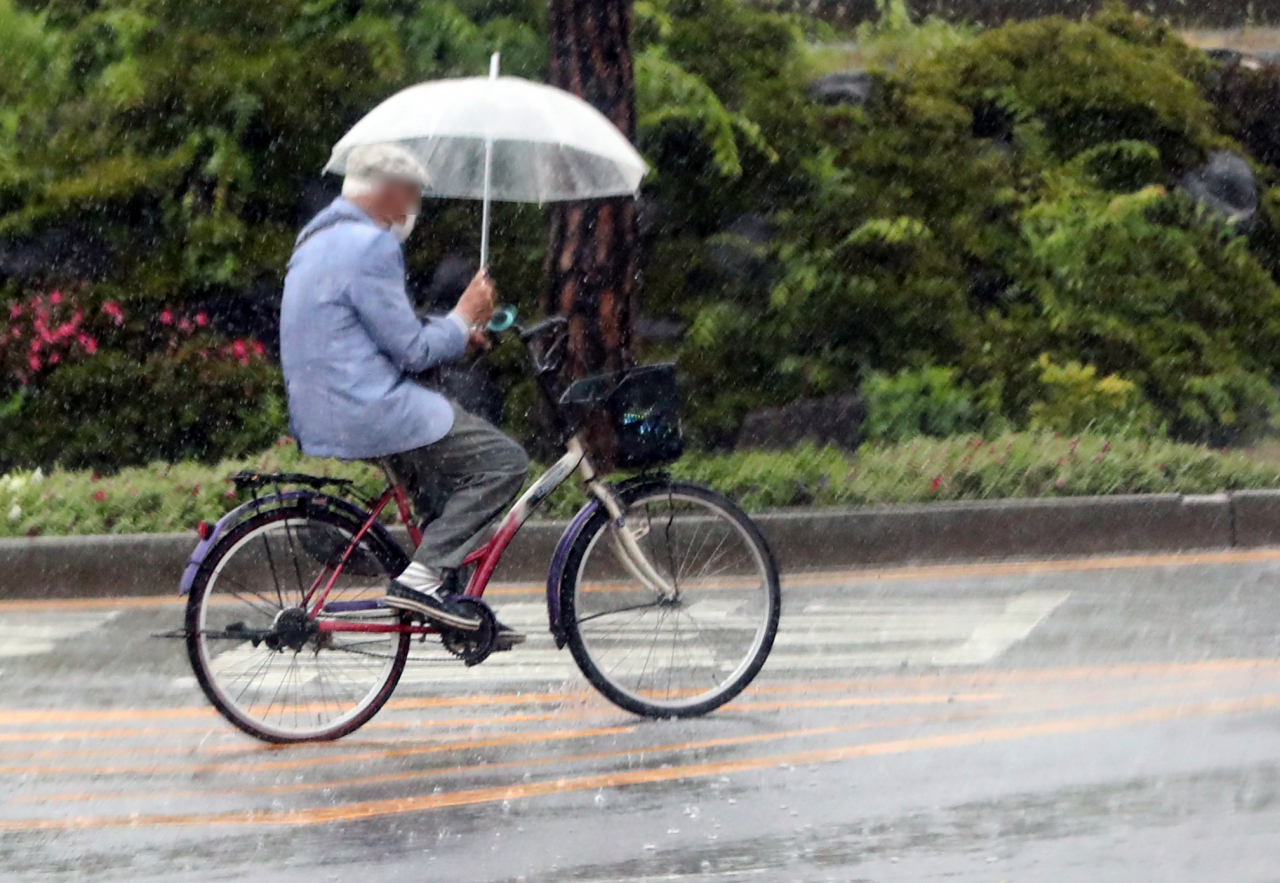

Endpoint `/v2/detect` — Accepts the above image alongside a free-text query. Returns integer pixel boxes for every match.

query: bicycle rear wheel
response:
[185,502,411,743]
[560,479,780,717]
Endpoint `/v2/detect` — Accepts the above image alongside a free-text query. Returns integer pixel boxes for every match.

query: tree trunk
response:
[545,0,639,469]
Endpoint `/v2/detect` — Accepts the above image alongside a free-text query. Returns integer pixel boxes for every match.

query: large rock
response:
[806,70,875,108]
[735,394,867,452]
[1178,149,1258,227]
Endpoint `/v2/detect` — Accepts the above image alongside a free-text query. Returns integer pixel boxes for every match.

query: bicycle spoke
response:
[191,510,407,741]
[570,485,778,716]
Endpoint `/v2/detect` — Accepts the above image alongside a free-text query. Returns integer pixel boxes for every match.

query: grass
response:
[2,432,1279,538]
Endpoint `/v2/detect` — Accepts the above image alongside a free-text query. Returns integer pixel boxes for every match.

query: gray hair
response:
[341,143,430,199]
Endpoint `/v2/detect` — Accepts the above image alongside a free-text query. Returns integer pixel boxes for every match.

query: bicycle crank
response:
[439,597,498,666]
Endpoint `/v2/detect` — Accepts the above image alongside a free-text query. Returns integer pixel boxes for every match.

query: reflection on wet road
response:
[3,550,1280,881]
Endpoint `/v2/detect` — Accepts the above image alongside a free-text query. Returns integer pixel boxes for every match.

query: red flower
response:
[101,302,125,326]
[191,484,200,496]
[159,309,174,325]
[93,490,106,503]
[195,312,208,327]
[90,472,100,483]
[930,476,942,493]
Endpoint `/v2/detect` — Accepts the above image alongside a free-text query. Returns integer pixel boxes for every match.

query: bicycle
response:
[178,310,781,743]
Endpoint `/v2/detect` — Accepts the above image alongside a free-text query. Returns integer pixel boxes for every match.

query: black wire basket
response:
[560,363,685,470]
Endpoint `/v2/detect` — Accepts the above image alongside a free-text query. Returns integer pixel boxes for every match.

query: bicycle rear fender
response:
[178,492,401,595]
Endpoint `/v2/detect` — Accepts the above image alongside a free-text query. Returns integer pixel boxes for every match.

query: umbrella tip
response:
[489,52,500,79]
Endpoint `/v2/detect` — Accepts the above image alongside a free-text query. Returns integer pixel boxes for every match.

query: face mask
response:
[388,213,417,243]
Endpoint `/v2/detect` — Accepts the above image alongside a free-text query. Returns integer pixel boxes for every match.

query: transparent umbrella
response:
[324,53,648,267]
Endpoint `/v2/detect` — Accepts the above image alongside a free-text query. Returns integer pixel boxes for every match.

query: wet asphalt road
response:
[3,550,1280,882]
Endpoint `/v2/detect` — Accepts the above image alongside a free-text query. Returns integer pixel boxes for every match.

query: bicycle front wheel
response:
[185,503,411,743]
[561,479,780,718]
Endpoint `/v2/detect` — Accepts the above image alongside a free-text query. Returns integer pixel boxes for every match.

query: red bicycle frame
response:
[309,439,593,637]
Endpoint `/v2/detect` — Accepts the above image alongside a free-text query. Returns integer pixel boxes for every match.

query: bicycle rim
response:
[564,482,780,717]
[186,506,410,742]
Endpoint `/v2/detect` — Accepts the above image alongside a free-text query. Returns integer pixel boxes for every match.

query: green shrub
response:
[862,365,994,442]
[1027,354,1160,436]
[680,5,1280,447]
[0,346,286,472]
[2,433,1278,537]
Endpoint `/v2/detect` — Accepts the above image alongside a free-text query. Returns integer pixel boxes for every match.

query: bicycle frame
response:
[308,433,673,639]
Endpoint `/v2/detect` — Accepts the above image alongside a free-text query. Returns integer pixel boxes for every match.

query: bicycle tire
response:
[560,479,781,718]
[185,501,412,743]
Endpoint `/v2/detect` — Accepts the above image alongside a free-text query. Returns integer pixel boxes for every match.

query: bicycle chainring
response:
[440,597,498,667]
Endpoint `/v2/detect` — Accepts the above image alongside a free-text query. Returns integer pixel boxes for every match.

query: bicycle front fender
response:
[545,474,668,646]
[177,492,401,595]
[546,498,601,648]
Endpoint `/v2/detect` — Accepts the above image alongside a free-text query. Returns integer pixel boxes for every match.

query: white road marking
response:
[155,591,1071,691]
[0,610,120,658]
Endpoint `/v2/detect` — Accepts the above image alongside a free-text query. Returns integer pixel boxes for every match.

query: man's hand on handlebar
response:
[455,269,496,334]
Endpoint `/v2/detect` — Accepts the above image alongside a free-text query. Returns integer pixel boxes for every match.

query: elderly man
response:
[280,144,529,642]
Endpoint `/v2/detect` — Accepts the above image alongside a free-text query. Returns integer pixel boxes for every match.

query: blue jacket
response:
[280,198,468,459]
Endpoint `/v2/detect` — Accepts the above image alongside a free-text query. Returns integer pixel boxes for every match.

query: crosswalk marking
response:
[0,610,119,659]
[0,591,1066,687]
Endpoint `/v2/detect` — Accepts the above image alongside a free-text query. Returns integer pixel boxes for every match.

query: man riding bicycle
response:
[279,144,529,644]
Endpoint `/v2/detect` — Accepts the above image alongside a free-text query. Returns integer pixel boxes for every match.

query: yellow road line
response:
[19,707,995,806]
[0,725,637,777]
[2,659,1275,729]
[4,692,1274,831]
[0,694,996,772]
[23,675,1269,805]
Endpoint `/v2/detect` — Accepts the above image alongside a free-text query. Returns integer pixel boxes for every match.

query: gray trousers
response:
[382,403,530,571]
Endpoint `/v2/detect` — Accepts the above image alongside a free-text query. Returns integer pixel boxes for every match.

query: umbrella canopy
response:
[325,77,646,202]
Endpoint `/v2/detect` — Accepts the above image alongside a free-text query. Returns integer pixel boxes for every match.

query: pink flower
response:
[81,335,98,355]
[49,291,62,306]
[250,341,265,356]
[49,353,60,364]
[8,304,20,320]
[178,318,193,333]
[101,302,125,326]
[159,309,173,325]
[10,327,19,339]
[230,339,248,358]
[195,312,208,327]
[27,356,39,371]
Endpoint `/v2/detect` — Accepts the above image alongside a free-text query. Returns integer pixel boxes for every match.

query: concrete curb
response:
[2,490,1279,600]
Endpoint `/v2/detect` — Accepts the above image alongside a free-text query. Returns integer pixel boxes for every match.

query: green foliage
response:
[862,365,994,442]
[6,433,1280,537]
[681,4,1280,448]
[0,345,285,473]
[1027,354,1159,436]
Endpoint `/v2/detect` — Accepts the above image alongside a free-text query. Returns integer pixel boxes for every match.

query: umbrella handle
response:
[480,52,499,269]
